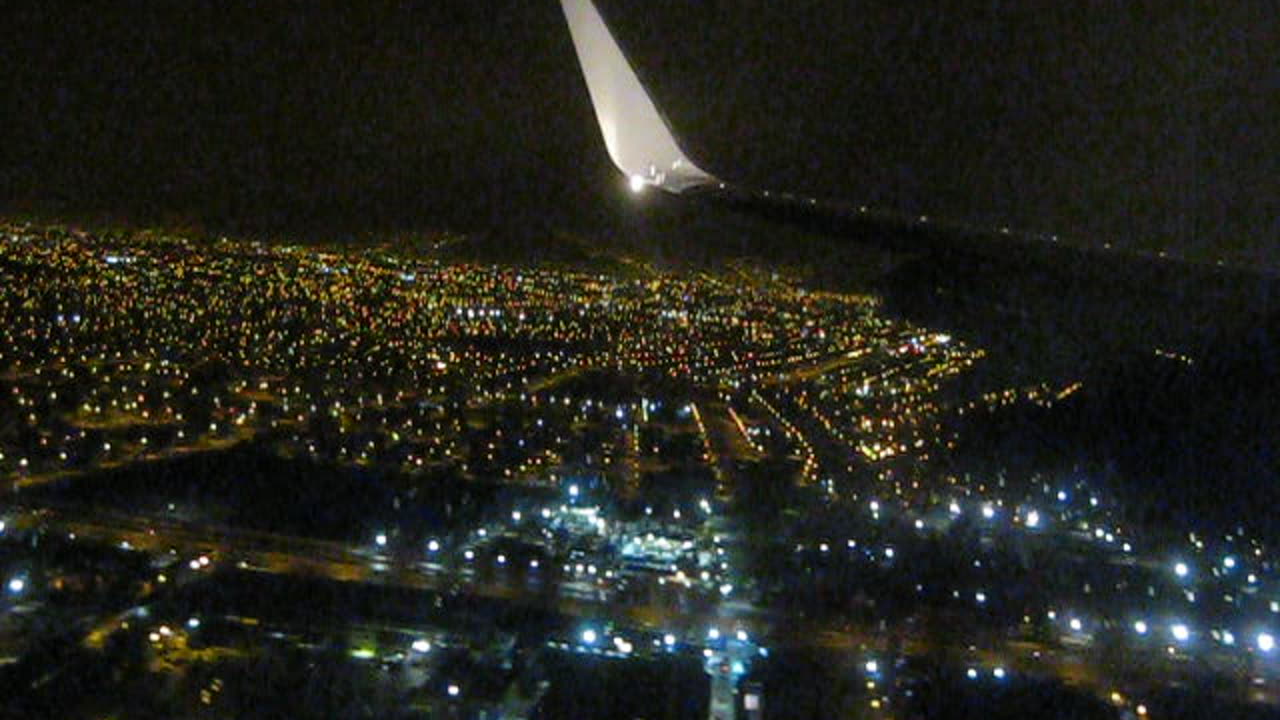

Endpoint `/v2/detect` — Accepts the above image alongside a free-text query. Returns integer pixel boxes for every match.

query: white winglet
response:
[560,0,718,193]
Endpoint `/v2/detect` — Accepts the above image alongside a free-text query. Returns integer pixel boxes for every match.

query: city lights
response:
[0,217,1272,716]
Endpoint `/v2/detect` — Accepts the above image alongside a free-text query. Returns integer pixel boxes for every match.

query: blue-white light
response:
[1259,632,1276,653]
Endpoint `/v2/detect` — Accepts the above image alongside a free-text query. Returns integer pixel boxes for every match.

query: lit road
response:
[13,504,1147,706]
[20,505,766,638]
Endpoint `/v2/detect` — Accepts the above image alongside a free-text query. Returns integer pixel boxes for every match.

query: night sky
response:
[2,0,1275,266]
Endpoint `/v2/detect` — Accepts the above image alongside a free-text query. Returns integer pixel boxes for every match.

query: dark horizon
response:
[2,0,1276,267]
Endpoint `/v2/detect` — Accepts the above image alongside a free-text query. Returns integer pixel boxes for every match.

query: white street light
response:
[1258,632,1276,653]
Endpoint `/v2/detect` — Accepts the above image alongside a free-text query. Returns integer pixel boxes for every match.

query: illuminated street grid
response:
[2,221,1280,717]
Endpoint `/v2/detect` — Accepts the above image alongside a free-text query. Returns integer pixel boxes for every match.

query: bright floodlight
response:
[663,633,676,647]
[1134,620,1149,635]
[865,660,878,674]
[629,174,646,193]
[1069,618,1083,632]
[1171,623,1190,642]
[375,533,388,547]
[581,628,598,645]
[7,578,24,594]
[447,684,460,697]
[993,667,1006,679]
[1174,561,1189,578]
[1025,510,1040,528]
[412,639,432,653]
[981,504,995,519]
[1259,632,1276,652]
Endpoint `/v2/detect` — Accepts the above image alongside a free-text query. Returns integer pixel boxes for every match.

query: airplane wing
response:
[555,0,1274,361]
[555,0,1245,279]
[555,0,1016,255]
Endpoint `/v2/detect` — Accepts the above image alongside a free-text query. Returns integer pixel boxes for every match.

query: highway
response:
[9,503,1149,708]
